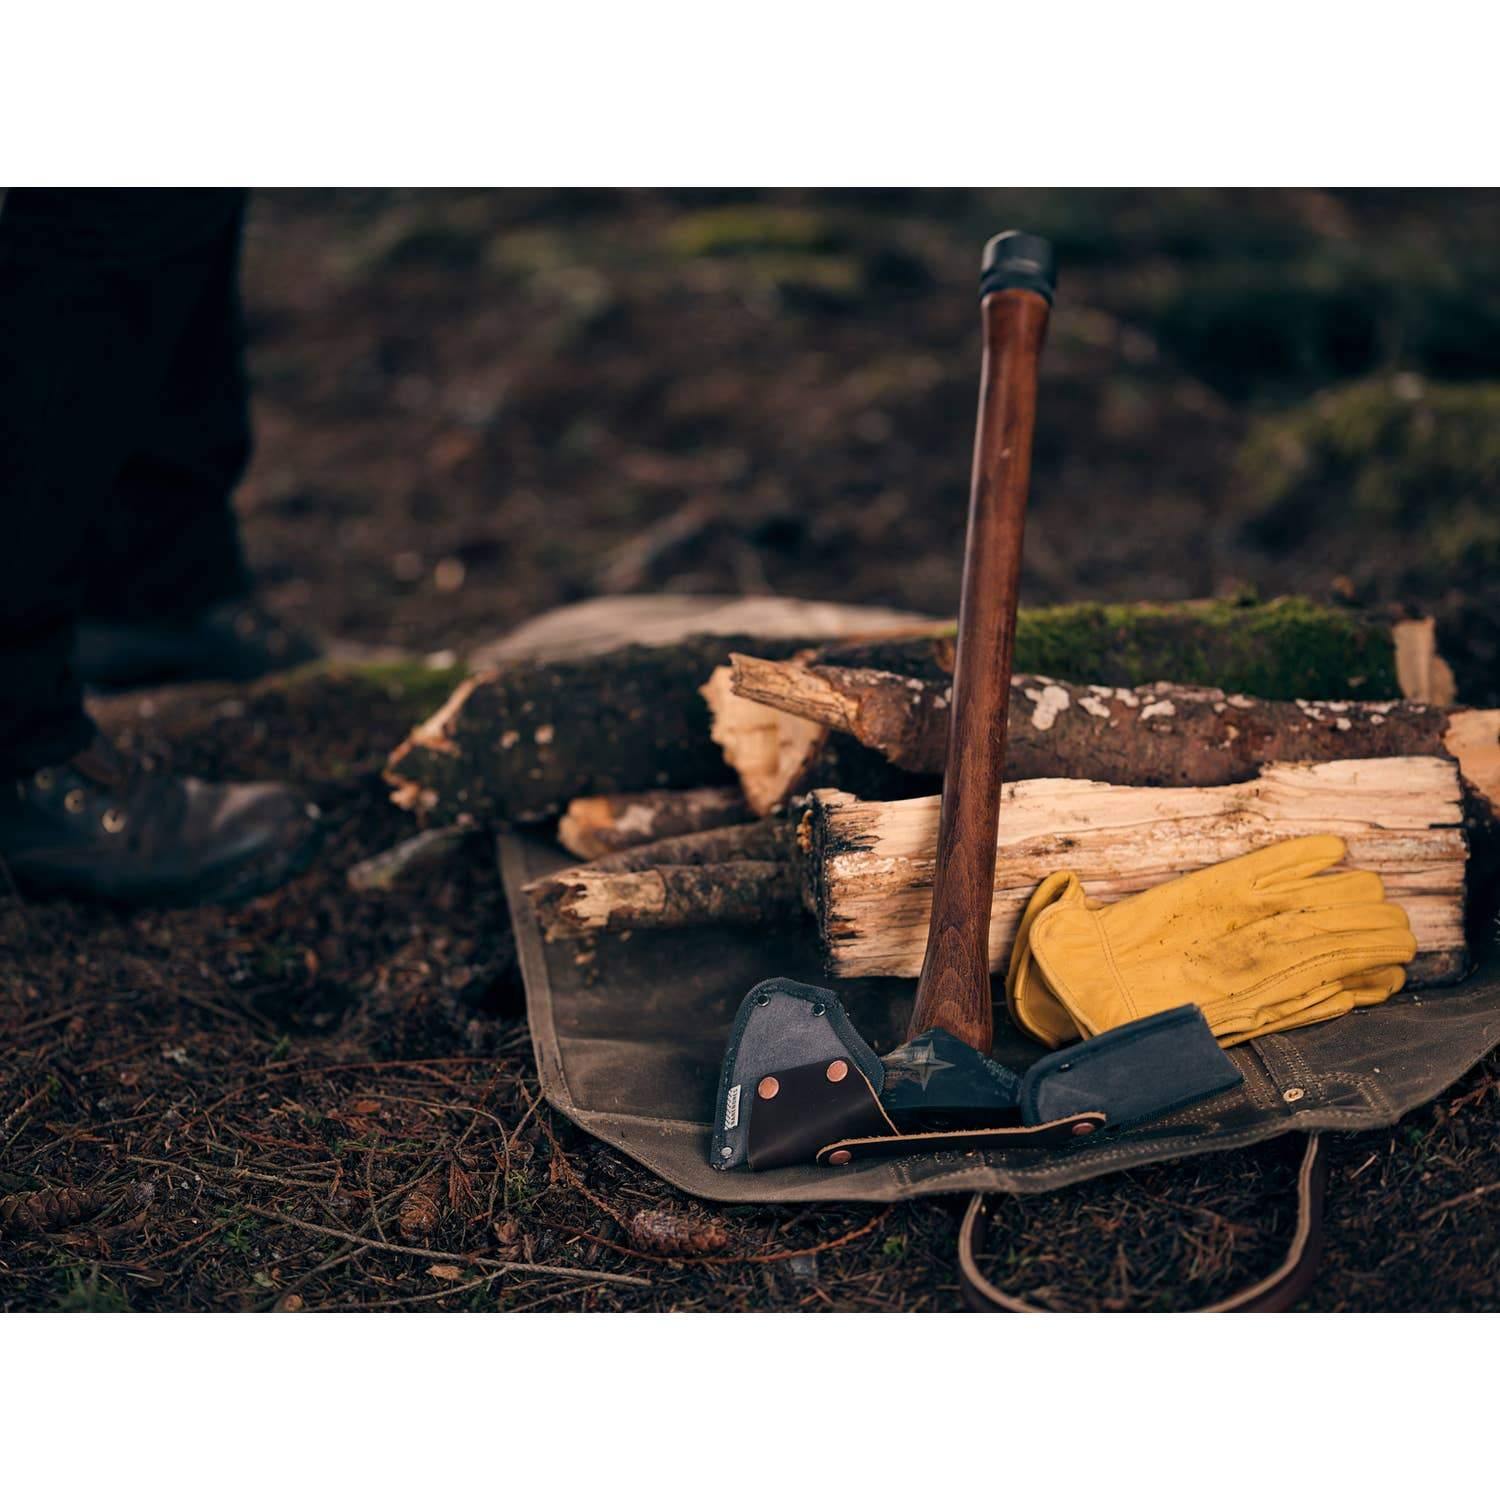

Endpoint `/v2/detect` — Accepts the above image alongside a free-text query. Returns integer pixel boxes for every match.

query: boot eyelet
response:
[101,808,127,834]
[33,769,55,791]
[64,788,87,814]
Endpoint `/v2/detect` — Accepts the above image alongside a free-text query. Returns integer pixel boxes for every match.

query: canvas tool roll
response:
[1006,835,1417,1050]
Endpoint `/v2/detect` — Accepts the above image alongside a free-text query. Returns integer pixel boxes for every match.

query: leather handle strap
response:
[956,1132,1328,1313]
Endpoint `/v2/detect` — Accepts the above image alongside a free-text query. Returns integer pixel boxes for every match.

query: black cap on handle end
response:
[979,231,1056,304]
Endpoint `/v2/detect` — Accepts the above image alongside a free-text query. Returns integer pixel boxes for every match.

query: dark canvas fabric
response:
[502,833,1500,1204]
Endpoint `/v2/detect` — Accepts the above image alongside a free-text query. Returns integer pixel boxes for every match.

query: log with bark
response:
[385,635,833,825]
[701,664,934,814]
[528,757,1468,986]
[724,640,1500,819]
[556,786,752,860]
[526,820,798,941]
[385,596,1432,826]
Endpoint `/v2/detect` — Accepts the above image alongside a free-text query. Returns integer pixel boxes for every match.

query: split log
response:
[526,820,799,940]
[805,757,1467,985]
[385,635,837,825]
[702,665,934,814]
[557,786,751,860]
[726,642,1500,819]
[527,757,1468,989]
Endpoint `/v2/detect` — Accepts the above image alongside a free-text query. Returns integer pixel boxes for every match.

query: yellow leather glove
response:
[1005,835,1416,1049]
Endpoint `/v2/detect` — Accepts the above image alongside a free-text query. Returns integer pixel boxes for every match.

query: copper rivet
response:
[1071,1121,1096,1137]
[757,1076,779,1101]
[825,1059,849,1083]
[827,1149,852,1166]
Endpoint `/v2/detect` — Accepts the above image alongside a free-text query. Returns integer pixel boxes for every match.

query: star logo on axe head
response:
[881,1036,957,1092]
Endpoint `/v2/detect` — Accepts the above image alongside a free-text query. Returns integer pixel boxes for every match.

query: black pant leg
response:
[84,195,254,621]
[0,189,242,775]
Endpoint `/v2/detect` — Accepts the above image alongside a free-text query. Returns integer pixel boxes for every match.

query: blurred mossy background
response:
[237,189,1500,701]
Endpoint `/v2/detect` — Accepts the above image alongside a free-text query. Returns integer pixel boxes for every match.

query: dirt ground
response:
[3,188,1498,1311]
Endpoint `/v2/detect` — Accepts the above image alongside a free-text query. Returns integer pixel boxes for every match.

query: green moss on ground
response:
[1011,596,1399,700]
[1238,377,1500,579]
[1148,251,1500,398]
[316,658,471,716]
[663,205,847,259]
[661,205,930,307]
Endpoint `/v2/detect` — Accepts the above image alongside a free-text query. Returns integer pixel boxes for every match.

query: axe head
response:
[711,977,1243,1172]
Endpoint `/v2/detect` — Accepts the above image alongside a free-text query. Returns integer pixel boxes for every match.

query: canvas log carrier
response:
[502,830,1500,1311]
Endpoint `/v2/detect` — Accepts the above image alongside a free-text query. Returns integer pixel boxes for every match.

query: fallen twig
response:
[1419,1181,1500,1221]
[242,1203,652,1287]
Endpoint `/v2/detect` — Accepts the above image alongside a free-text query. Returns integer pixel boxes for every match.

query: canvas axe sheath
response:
[711,232,1240,1172]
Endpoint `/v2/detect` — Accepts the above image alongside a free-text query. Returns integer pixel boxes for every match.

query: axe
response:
[711,234,1241,1172]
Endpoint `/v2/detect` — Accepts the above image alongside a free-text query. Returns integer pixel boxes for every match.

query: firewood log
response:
[805,757,1467,984]
[385,635,830,825]
[557,786,752,860]
[526,820,799,940]
[529,758,1469,989]
[386,596,1427,826]
[725,643,1500,820]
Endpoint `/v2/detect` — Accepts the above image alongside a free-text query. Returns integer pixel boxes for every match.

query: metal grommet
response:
[825,1059,849,1083]
[757,1076,779,1101]
[64,788,87,814]
[810,1002,827,1017]
[33,769,54,791]
[827,1149,852,1167]
[1282,1087,1305,1103]
[754,992,772,1007]
[101,808,127,834]
[1070,1121,1096,1137]
[719,1146,733,1160]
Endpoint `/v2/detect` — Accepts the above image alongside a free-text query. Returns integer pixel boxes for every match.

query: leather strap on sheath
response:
[957,1133,1328,1313]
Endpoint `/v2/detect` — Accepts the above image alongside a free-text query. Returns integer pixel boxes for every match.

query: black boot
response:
[0,737,321,908]
[74,597,322,692]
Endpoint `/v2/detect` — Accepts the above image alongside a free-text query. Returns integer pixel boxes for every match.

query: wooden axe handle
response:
[906,233,1054,1051]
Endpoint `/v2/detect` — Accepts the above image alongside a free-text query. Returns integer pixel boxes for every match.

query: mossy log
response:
[1008,596,1404,701]
[385,635,838,825]
[725,646,1500,820]
[385,597,1409,825]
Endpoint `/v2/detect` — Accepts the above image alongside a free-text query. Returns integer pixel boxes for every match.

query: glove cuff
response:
[1028,895,1140,1040]
[1005,871,1086,1047]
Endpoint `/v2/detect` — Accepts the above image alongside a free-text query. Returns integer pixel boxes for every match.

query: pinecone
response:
[398,1176,445,1237]
[627,1208,730,1257]
[0,1186,102,1238]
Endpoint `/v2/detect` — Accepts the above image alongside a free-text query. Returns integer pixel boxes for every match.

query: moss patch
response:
[1012,596,1399,700]
[1239,377,1500,579]
[1149,250,1500,399]
[663,205,847,259]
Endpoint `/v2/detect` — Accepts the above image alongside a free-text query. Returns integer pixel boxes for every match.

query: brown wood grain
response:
[907,288,1051,1050]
